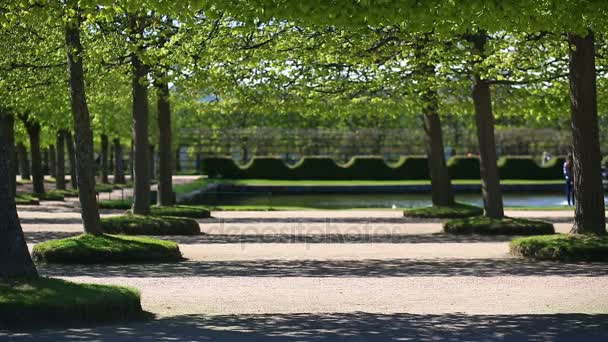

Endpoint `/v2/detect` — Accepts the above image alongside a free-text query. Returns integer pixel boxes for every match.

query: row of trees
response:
[1,1,608,279]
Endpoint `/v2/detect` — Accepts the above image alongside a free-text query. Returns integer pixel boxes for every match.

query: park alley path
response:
[8,206,608,341]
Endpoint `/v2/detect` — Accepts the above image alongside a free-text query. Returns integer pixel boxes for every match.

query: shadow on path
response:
[38,258,608,278]
[4,312,608,341]
[24,231,516,244]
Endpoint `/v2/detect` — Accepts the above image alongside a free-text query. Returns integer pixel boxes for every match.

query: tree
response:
[64,4,102,235]
[0,111,38,279]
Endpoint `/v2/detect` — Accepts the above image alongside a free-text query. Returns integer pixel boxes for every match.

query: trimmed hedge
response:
[447,156,480,179]
[444,216,555,235]
[99,198,133,210]
[199,155,566,180]
[498,155,565,180]
[101,214,200,235]
[403,203,484,219]
[0,277,143,328]
[510,234,608,261]
[149,205,211,218]
[32,234,183,263]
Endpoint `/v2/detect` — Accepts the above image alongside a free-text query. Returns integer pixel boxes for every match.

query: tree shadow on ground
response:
[20,217,84,225]
[165,233,515,244]
[4,312,608,341]
[24,231,517,244]
[37,258,608,278]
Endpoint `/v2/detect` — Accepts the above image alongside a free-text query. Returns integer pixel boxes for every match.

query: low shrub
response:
[96,183,116,193]
[0,277,143,328]
[101,215,200,235]
[32,191,64,201]
[32,234,183,264]
[16,193,40,205]
[150,205,211,219]
[510,234,608,261]
[404,202,483,218]
[99,198,133,210]
[444,216,555,235]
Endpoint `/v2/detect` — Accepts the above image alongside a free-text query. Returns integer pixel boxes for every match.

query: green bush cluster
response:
[101,214,200,235]
[199,155,566,180]
[403,203,483,219]
[0,277,143,327]
[444,216,555,235]
[32,234,183,263]
[510,234,608,261]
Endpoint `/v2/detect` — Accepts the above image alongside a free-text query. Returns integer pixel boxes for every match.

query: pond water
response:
[192,192,593,209]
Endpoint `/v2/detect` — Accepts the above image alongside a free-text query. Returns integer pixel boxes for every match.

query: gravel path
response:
[9,203,608,340]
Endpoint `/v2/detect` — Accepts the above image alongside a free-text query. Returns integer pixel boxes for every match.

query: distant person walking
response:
[563,154,575,206]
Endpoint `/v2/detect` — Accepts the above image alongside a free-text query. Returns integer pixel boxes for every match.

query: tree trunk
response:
[65,131,77,190]
[470,32,504,219]
[131,49,151,215]
[43,149,49,175]
[65,15,103,235]
[175,147,181,173]
[423,89,454,207]
[155,79,174,206]
[109,142,114,173]
[49,145,56,178]
[16,142,30,181]
[568,32,606,235]
[100,134,109,183]
[56,131,66,191]
[113,138,126,184]
[22,118,45,195]
[0,112,38,279]
[1,112,17,197]
[149,144,156,180]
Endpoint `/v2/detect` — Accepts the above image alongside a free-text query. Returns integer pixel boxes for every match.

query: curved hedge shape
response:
[447,156,480,179]
[498,156,565,180]
[198,155,568,180]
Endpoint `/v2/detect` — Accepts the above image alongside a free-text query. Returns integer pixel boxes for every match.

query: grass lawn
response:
[101,215,200,235]
[32,234,183,263]
[16,193,40,205]
[444,216,555,235]
[32,191,65,201]
[403,203,483,218]
[510,234,608,261]
[0,277,142,327]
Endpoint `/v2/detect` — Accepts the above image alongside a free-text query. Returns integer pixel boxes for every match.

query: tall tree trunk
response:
[149,144,156,180]
[1,112,17,197]
[100,134,109,183]
[130,16,151,215]
[423,89,454,206]
[42,149,49,175]
[175,147,181,173]
[21,117,45,195]
[49,145,56,178]
[155,79,174,206]
[0,112,38,279]
[568,32,606,235]
[56,131,66,191]
[130,139,134,180]
[113,138,126,184]
[109,142,114,173]
[65,14,102,235]
[470,32,504,219]
[16,143,30,181]
[65,131,77,190]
